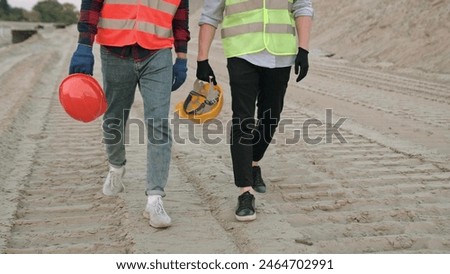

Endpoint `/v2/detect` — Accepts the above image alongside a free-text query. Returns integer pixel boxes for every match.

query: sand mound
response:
[311,0,450,74]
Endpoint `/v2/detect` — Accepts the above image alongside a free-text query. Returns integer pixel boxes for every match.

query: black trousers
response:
[227,57,291,187]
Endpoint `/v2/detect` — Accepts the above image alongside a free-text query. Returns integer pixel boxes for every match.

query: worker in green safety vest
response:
[196,0,314,222]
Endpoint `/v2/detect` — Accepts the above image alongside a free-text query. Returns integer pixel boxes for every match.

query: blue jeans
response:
[100,47,172,197]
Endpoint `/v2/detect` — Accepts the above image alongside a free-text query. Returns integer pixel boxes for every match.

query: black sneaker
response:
[252,166,266,193]
[235,191,256,222]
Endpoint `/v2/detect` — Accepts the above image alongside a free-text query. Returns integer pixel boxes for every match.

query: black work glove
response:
[295,47,309,82]
[196,59,217,85]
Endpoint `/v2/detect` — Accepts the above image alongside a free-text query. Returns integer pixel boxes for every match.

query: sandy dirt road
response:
[1,3,449,254]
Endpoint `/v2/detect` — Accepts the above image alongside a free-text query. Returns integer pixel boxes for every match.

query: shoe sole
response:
[235,213,256,222]
[102,186,124,196]
[142,211,171,228]
[102,168,126,196]
[252,186,266,193]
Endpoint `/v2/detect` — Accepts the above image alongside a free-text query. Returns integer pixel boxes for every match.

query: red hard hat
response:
[58,73,107,123]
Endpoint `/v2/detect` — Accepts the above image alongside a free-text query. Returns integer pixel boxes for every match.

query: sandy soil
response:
[0,1,449,253]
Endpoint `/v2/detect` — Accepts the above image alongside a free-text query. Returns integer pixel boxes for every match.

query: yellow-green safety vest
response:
[221,0,297,58]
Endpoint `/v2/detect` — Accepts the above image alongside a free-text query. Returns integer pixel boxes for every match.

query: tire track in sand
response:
[2,27,134,253]
[263,93,450,253]
[4,89,135,254]
[303,61,450,130]
[172,103,450,253]
[269,60,450,252]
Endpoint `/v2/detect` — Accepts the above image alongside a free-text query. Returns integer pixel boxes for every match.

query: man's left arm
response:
[293,0,313,49]
[293,0,314,82]
[173,0,190,57]
[171,0,190,91]
[295,16,312,51]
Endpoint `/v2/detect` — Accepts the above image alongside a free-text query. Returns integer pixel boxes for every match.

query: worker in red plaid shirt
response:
[68,0,190,229]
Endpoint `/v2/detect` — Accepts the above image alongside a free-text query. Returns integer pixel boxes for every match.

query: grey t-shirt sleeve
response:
[293,0,314,17]
[199,0,226,28]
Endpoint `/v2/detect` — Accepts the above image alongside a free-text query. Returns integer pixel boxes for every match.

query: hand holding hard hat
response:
[175,78,223,124]
[58,73,107,123]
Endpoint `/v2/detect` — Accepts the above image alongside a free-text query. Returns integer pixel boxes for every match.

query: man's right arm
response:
[197,0,225,61]
[197,24,216,61]
[69,0,103,75]
[196,0,225,84]
[196,24,218,84]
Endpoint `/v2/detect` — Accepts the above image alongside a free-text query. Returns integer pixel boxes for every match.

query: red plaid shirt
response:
[77,0,190,59]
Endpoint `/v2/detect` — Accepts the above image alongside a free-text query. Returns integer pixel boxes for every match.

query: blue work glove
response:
[69,44,94,75]
[172,58,188,91]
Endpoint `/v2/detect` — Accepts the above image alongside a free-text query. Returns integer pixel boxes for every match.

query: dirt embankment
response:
[311,0,450,78]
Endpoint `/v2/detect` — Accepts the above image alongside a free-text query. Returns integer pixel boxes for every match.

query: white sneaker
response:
[102,165,125,196]
[143,195,171,228]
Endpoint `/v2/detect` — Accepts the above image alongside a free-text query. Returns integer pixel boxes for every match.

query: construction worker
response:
[196,0,313,221]
[68,0,190,228]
